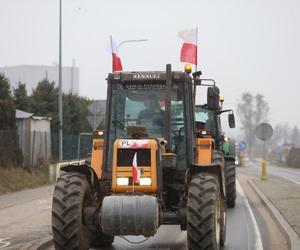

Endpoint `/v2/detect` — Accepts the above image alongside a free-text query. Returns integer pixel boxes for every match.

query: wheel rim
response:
[222,209,226,240]
[215,194,221,245]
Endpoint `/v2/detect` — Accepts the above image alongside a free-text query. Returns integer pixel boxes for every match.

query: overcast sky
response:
[0,0,300,131]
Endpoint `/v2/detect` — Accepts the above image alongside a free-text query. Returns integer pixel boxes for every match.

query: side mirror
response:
[207,86,220,110]
[228,113,235,128]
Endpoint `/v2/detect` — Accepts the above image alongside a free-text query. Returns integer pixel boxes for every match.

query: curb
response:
[248,179,300,250]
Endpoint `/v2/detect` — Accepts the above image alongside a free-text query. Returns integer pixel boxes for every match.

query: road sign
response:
[87,100,106,130]
[255,123,273,141]
[87,115,103,130]
[88,100,106,115]
[239,140,247,150]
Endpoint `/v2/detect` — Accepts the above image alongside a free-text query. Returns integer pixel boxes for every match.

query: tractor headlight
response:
[117,177,129,186]
[139,177,152,186]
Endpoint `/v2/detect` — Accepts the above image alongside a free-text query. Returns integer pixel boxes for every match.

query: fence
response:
[0,130,22,167]
[51,132,92,161]
[0,130,93,168]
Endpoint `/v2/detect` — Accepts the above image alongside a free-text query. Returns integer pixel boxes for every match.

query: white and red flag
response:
[178,28,198,65]
[110,36,123,72]
[132,152,140,184]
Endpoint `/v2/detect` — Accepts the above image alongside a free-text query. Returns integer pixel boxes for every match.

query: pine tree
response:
[30,79,59,131]
[14,82,30,111]
[0,73,21,167]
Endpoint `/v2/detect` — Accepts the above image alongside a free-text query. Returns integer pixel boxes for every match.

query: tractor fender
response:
[60,164,100,193]
[187,163,226,200]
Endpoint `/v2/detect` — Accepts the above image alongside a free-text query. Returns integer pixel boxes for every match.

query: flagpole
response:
[110,35,114,72]
[193,27,198,103]
[195,27,198,72]
[132,178,135,194]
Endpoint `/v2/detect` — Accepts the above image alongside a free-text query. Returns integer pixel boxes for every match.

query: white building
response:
[0,64,79,94]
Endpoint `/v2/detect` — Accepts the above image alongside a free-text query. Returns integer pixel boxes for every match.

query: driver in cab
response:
[137,98,164,136]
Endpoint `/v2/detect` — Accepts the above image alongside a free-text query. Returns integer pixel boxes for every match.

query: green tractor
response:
[193,73,237,208]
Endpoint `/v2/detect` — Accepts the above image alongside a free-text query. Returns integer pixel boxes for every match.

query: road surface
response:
[0,170,288,249]
[0,185,53,249]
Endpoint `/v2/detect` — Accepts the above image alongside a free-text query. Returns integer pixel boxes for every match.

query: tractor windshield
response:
[105,80,187,170]
[195,106,219,137]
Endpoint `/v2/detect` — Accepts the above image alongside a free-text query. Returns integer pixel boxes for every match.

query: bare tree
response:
[237,92,269,157]
[272,123,291,145]
[255,94,269,124]
[290,126,300,147]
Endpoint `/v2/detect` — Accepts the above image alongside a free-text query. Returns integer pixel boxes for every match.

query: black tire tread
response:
[225,162,236,208]
[187,174,221,250]
[52,172,91,250]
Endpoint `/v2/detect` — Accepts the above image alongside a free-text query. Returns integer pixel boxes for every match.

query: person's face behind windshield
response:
[144,99,160,111]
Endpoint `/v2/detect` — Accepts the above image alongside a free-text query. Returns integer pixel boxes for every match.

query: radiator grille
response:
[117,149,151,166]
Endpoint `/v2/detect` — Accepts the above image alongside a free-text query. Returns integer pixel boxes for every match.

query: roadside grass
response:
[0,167,50,195]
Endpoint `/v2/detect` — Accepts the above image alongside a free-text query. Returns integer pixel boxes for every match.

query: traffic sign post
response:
[239,140,247,166]
[255,123,273,181]
[87,101,106,130]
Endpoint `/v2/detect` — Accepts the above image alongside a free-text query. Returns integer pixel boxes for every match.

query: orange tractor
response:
[52,64,231,249]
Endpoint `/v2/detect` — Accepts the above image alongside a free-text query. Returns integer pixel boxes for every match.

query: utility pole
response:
[58,0,63,161]
[71,58,75,93]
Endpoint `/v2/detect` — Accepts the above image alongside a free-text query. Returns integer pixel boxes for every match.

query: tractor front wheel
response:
[52,172,93,250]
[187,173,223,250]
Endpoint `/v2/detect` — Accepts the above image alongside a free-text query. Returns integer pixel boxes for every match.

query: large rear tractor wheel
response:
[187,173,224,250]
[225,162,236,208]
[52,172,92,249]
[212,150,225,166]
[228,139,236,158]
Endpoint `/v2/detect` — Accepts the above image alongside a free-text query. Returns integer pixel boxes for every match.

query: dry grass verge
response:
[0,167,49,195]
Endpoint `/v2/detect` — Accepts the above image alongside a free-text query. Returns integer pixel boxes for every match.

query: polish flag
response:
[132,153,140,184]
[110,36,123,72]
[179,28,198,65]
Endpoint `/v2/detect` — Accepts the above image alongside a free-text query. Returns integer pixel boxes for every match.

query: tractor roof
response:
[108,70,187,82]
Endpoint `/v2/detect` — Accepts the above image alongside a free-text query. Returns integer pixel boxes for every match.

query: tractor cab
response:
[102,65,195,185]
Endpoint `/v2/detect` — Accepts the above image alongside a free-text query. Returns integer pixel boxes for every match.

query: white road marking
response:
[240,197,251,250]
[237,180,264,250]
[0,238,11,249]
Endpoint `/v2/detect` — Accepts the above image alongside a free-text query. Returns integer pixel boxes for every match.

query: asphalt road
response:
[94,180,262,250]
[0,170,287,250]
[0,185,53,249]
